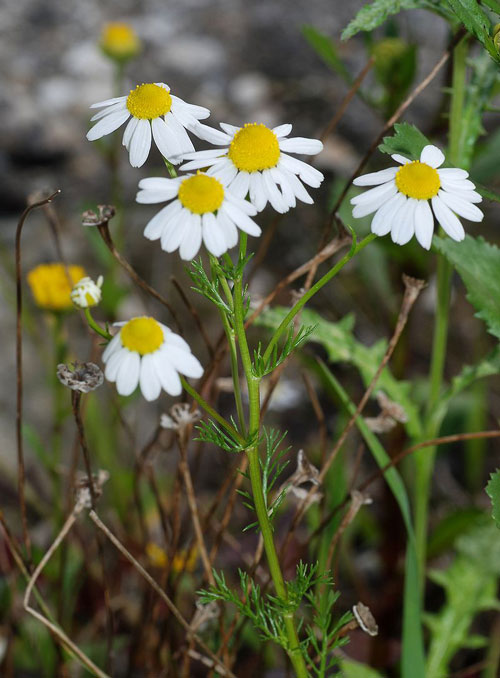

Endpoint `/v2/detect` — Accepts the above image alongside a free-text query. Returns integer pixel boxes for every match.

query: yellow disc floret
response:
[100,23,141,61]
[126,84,172,120]
[395,161,441,200]
[121,317,164,355]
[178,173,225,214]
[27,263,86,311]
[228,123,280,172]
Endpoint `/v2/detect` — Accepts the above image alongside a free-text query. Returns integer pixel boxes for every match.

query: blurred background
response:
[1,1,500,676]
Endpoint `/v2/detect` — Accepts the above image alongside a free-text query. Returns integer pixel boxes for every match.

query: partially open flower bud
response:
[99,22,141,63]
[71,276,103,309]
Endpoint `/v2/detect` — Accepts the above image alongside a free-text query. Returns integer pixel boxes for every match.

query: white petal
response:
[144,201,183,240]
[165,112,195,154]
[191,123,231,145]
[129,119,152,168]
[228,170,250,198]
[249,172,268,211]
[220,122,240,135]
[90,101,127,122]
[276,165,313,204]
[155,353,182,396]
[102,333,122,363]
[139,354,161,401]
[171,95,210,120]
[273,123,292,138]
[370,193,406,236]
[161,209,189,252]
[180,157,219,171]
[439,177,476,192]
[90,96,127,109]
[353,167,398,186]
[209,158,238,185]
[414,199,434,250]
[391,154,410,165]
[179,213,202,260]
[431,196,465,241]
[278,137,323,155]
[352,183,397,218]
[351,180,396,205]
[139,177,178,191]
[163,328,191,352]
[224,192,257,216]
[152,117,183,161]
[166,346,203,378]
[123,117,139,149]
[262,169,288,213]
[221,203,262,237]
[278,154,324,188]
[269,168,296,209]
[116,351,141,396]
[438,167,469,180]
[420,145,445,168]
[202,212,227,256]
[87,110,130,141]
[183,148,227,161]
[436,190,483,222]
[136,186,179,204]
[216,210,239,249]
[391,197,417,245]
[104,348,127,382]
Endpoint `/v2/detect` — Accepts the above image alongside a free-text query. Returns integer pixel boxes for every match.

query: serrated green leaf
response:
[433,235,500,340]
[256,305,422,437]
[342,1,422,40]
[486,469,500,527]
[446,0,500,61]
[302,25,352,83]
[378,122,431,160]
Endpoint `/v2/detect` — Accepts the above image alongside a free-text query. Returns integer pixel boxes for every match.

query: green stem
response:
[232,234,308,678]
[262,232,375,364]
[414,36,468,591]
[84,307,112,341]
[180,377,243,444]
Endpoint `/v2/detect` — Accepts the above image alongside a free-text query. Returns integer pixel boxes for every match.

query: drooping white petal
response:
[352,182,397,218]
[182,148,227,161]
[162,328,191,352]
[192,123,232,145]
[90,96,127,109]
[104,347,128,382]
[436,190,483,222]
[438,167,469,180]
[209,158,238,185]
[202,212,227,256]
[351,180,397,206]
[270,168,296,209]
[90,101,127,122]
[431,195,465,241]
[439,177,476,192]
[278,137,323,155]
[370,193,406,236]
[129,119,152,168]
[180,157,220,171]
[275,165,313,204]
[391,197,417,245]
[155,353,182,396]
[229,170,251,198]
[102,333,122,363]
[170,95,210,120]
[414,199,434,250]
[224,192,257,216]
[262,169,288,213]
[221,203,262,237]
[161,209,189,252]
[273,123,292,138]
[216,210,239,249]
[152,117,183,162]
[179,213,202,260]
[144,201,183,240]
[249,172,268,211]
[278,154,324,187]
[166,346,203,378]
[391,154,410,165]
[86,109,130,141]
[164,112,196,154]
[353,167,398,187]
[123,117,139,149]
[116,350,141,396]
[420,145,445,169]
[139,354,162,401]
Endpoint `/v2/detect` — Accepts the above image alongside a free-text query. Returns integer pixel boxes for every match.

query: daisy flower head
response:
[136,171,261,260]
[351,144,483,249]
[180,122,324,214]
[102,316,203,401]
[86,83,210,168]
[27,263,86,311]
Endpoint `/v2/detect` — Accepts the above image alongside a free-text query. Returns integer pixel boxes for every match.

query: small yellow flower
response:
[146,543,198,573]
[100,22,141,62]
[27,263,86,311]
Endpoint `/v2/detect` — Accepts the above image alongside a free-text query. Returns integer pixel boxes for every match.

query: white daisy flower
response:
[179,122,324,214]
[136,171,262,260]
[86,82,210,168]
[102,316,203,401]
[351,144,483,249]
[71,275,103,309]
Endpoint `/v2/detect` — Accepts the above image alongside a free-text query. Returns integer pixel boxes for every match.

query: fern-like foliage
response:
[252,324,316,378]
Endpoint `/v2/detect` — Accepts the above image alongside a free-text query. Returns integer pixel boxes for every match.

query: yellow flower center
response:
[121,317,164,355]
[228,123,280,172]
[178,173,225,214]
[100,23,140,60]
[126,84,172,120]
[395,161,441,200]
[27,263,86,311]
